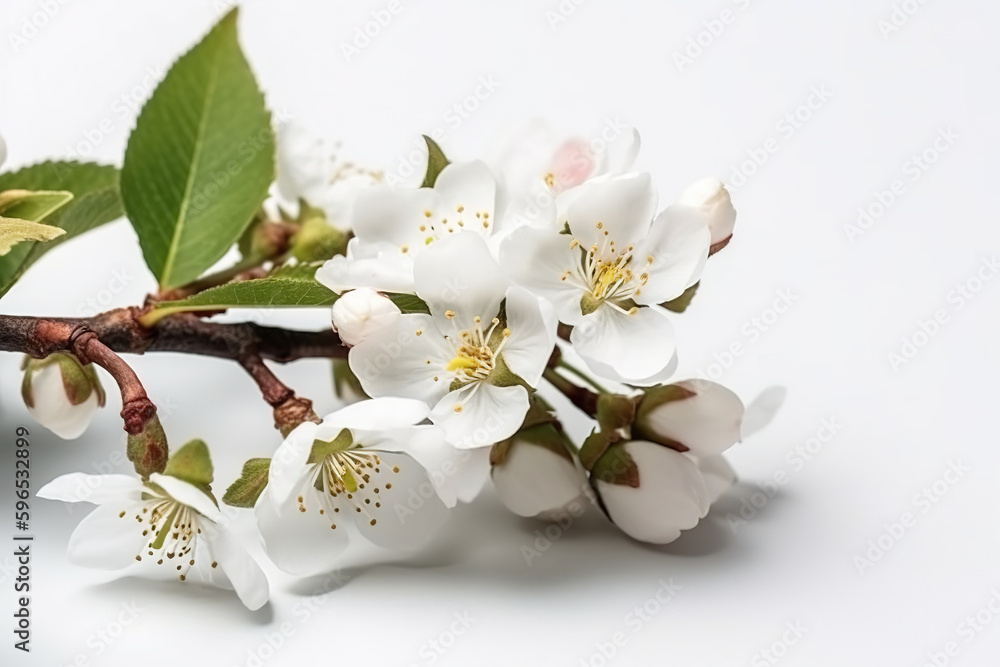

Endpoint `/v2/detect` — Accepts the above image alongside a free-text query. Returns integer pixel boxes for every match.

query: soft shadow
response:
[84,575,275,624]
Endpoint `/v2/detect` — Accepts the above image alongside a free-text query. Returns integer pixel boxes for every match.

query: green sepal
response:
[590,442,640,488]
[308,428,353,465]
[420,135,450,188]
[222,458,271,508]
[163,439,215,498]
[661,282,699,313]
[127,414,170,479]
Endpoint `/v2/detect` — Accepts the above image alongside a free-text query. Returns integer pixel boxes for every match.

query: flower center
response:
[123,497,214,581]
[561,223,652,315]
[297,449,403,529]
[407,204,492,254]
[444,314,511,383]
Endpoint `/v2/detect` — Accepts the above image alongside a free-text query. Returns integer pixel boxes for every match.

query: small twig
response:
[542,368,599,417]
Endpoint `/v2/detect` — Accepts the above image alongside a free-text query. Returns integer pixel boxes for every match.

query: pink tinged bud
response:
[594,441,709,545]
[331,288,401,347]
[634,380,744,457]
[491,425,587,519]
[21,353,105,440]
[678,177,736,251]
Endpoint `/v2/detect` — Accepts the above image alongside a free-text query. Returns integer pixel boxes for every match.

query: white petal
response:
[38,473,144,505]
[564,172,657,251]
[433,161,497,232]
[632,206,711,304]
[352,452,450,550]
[149,474,223,523]
[267,421,319,507]
[362,425,460,507]
[571,305,676,384]
[694,454,736,504]
[348,314,454,403]
[274,121,329,211]
[202,523,270,610]
[27,363,99,440]
[414,232,507,331]
[643,379,745,456]
[331,288,401,346]
[502,286,558,387]
[66,502,149,569]
[431,383,530,449]
[597,441,709,544]
[602,126,641,173]
[323,398,429,432]
[255,488,349,576]
[492,443,587,518]
[350,185,437,248]
[316,243,417,294]
[0,131,6,169]
[455,446,492,503]
[500,227,585,324]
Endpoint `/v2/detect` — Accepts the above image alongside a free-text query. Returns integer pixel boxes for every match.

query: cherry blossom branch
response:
[237,351,319,435]
[0,308,347,363]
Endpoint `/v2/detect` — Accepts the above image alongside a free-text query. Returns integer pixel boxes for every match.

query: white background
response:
[1,0,999,665]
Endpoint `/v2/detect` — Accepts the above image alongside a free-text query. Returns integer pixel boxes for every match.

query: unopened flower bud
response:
[491,423,587,519]
[127,413,169,478]
[678,177,736,252]
[633,380,744,457]
[290,209,349,262]
[332,288,401,347]
[694,454,736,504]
[592,440,709,544]
[21,353,105,440]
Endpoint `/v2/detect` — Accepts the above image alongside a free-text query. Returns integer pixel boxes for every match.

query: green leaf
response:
[420,135,450,188]
[386,292,430,315]
[222,458,270,508]
[164,439,215,496]
[0,219,65,255]
[121,8,275,290]
[140,263,338,326]
[662,282,699,313]
[0,162,123,297]
[0,189,73,221]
